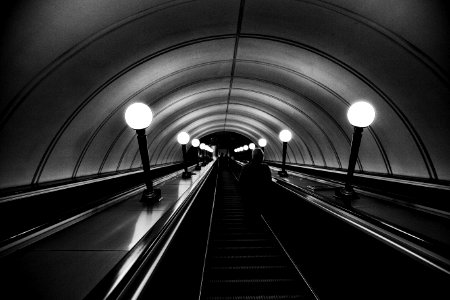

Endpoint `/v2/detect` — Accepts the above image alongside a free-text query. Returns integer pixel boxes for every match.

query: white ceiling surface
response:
[0,0,448,189]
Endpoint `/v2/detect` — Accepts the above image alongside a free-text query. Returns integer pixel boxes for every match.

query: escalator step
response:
[207,278,296,284]
[203,278,305,297]
[211,266,287,270]
[201,170,315,300]
[205,295,305,300]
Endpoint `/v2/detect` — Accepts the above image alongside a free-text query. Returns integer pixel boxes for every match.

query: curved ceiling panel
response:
[0,0,448,190]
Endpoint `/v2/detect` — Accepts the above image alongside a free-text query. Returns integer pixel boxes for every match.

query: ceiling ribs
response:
[223,0,246,132]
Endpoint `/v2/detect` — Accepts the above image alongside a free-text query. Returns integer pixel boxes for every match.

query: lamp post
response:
[192,138,201,170]
[125,103,161,202]
[278,129,292,177]
[243,145,249,161]
[177,131,191,179]
[249,143,255,160]
[200,143,207,166]
[258,138,267,153]
[335,101,375,204]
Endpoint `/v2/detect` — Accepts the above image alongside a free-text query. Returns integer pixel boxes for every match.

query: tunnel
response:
[0,1,449,299]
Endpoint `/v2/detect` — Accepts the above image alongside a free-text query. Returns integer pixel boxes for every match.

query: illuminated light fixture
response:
[125,103,153,130]
[177,132,191,178]
[191,138,200,147]
[347,101,376,128]
[249,143,255,150]
[279,129,292,143]
[177,131,190,145]
[258,138,267,147]
[191,139,201,170]
[124,103,161,202]
[243,145,249,151]
[335,101,376,204]
[278,129,292,177]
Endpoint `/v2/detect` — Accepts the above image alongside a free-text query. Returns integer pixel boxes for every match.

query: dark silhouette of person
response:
[218,152,226,170]
[239,148,272,215]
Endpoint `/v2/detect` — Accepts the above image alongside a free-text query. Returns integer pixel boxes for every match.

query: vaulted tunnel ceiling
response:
[0,0,449,190]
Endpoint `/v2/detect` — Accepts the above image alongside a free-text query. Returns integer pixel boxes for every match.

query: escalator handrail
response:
[85,161,217,300]
[275,179,450,276]
[0,165,192,258]
[231,159,450,275]
[197,167,220,300]
[0,163,181,203]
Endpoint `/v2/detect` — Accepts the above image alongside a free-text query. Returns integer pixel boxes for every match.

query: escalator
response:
[89,161,449,300]
[199,170,317,299]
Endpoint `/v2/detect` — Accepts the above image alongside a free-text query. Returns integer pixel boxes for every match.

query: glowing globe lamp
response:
[125,103,153,130]
[258,138,267,147]
[279,129,292,142]
[177,132,191,178]
[177,131,190,145]
[335,101,376,204]
[124,103,160,202]
[191,138,200,147]
[347,101,375,128]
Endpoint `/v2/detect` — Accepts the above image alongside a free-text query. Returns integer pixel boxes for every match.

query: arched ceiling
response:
[0,0,449,190]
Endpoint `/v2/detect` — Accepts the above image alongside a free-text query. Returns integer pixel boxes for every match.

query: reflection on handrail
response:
[275,178,450,276]
[85,162,216,300]
[0,163,178,203]
[0,164,191,258]
[230,159,450,275]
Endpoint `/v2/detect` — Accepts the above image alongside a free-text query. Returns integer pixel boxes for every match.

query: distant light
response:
[125,103,153,130]
[249,143,255,150]
[177,132,190,145]
[191,138,200,147]
[347,101,375,127]
[234,149,238,152]
[279,129,292,142]
[243,145,249,151]
[200,143,205,150]
[258,138,267,147]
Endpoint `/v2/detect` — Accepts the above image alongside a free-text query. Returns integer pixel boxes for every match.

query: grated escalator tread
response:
[200,170,316,300]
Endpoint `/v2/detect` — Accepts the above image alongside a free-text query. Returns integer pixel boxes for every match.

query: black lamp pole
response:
[136,129,161,201]
[195,147,201,170]
[181,144,191,178]
[202,149,206,166]
[335,126,364,202]
[278,141,289,177]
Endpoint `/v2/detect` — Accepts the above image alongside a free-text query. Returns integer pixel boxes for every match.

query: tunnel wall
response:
[0,0,448,191]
